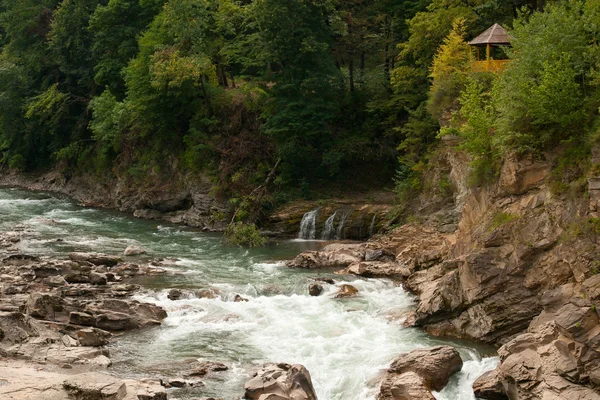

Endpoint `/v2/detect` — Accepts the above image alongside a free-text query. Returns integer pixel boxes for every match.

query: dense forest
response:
[0,0,598,210]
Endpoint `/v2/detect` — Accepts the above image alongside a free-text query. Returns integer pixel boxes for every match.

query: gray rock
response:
[378,346,463,400]
[90,272,108,285]
[308,283,323,296]
[94,311,140,331]
[61,334,79,347]
[167,289,183,300]
[76,327,111,347]
[124,245,147,256]
[25,293,65,320]
[69,311,95,327]
[0,312,39,344]
[244,363,317,400]
[135,379,167,400]
[63,373,126,400]
[42,275,68,287]
[167,378,186,388]
[365,249,384,262]
[68,252,121,266]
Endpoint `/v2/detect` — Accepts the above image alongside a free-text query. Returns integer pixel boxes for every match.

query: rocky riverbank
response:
[0,227,467,400]
[0,170,395,240]
[0,169,228,232]
[287,141,600,399]
[0,230,259,399]
[0,231,176,398]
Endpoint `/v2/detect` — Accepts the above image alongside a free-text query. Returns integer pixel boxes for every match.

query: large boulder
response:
[287,244,364,269]
[67,299,166,332]
[472,370,507,400]
[244,363,318,400]
[478,318,600,400]
[83,299,167,331]
[378,346,463,400]
[379,371,435,400]
[94,311,140,331]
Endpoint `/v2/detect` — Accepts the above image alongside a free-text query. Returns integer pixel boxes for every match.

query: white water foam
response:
[133,278,436,400]
[435,353,499,400]
[2,188,498,399]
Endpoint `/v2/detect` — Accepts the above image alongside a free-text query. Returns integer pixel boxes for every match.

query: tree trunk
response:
[349,58,355,92]
[199,76,213,116]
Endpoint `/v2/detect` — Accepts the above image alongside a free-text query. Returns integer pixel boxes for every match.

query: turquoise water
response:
[0,187,497,400]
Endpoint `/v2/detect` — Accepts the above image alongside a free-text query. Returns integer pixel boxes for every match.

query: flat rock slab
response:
[0,361,170,400]
[64,373,126,399]
[0,363,68,400]
[0,363,126,399]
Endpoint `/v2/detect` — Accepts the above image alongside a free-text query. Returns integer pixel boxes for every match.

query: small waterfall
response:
[321,211,337,240]
[298,208,319,240]
[369,214,377,237]
[335,210,351,240]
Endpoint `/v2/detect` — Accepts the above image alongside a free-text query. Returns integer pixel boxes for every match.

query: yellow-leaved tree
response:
[428,18,471,122]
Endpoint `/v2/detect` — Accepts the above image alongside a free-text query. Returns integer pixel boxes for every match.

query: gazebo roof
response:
[468,23,511,46]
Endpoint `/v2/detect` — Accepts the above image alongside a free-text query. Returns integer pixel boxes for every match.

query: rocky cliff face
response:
[287,139,600,398]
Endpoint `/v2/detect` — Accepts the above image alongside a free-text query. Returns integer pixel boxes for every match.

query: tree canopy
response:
[0,0,596,203]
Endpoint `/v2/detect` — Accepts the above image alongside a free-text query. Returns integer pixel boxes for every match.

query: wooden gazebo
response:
[468,23,511,72]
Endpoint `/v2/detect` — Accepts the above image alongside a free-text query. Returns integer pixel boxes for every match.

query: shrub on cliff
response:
[443,76,500,187]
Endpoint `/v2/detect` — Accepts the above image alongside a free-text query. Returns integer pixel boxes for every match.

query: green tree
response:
[493,2,590,152]
[0,0,60,168]
[89,0,164,99]
[449,77,499,185]
[253,0,342,182]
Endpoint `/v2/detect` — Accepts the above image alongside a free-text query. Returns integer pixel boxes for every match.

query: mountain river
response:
[0,187,498,399]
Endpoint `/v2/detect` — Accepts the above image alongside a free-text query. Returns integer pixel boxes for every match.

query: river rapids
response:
[0,187,498,399]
